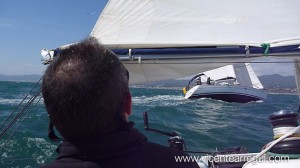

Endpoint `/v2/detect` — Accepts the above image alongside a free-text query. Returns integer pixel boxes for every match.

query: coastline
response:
[266,88,298,95]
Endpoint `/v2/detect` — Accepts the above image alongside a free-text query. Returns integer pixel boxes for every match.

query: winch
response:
[267,110,300,158]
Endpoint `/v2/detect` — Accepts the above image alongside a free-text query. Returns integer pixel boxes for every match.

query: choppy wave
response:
[0,81,299,167]
[0,97,43,105]
[132,95,186,106]
[1,137,57,167]
[0,98,25,105]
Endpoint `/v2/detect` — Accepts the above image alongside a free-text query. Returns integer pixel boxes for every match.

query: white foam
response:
[0,97,43,105]
[132,95,186,106]
[0,98,24,105]
[26,138,56,157]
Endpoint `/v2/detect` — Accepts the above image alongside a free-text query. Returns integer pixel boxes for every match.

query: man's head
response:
[42,38,131,140]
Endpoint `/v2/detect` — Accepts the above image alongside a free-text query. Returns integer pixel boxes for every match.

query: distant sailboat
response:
[183,63,267,103]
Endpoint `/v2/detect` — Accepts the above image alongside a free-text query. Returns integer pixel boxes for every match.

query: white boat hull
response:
[185,85,267,103]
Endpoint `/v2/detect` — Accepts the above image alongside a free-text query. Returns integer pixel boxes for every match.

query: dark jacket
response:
[42,126,199,168]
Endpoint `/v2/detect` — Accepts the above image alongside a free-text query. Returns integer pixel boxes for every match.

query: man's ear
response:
[123,92,132,116]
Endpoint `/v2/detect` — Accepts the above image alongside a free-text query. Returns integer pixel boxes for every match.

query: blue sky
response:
[0,0,295,76]
[0,0,108,75]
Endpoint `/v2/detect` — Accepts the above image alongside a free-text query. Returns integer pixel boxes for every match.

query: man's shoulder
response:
[142,141,188,155]
[41,159,102,168]
[136,141,200,168]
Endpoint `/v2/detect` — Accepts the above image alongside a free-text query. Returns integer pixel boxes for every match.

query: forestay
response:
[90,0,300,84]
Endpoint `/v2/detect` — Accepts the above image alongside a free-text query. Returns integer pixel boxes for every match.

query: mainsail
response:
[233,63,263,89]
[90,0,300,84]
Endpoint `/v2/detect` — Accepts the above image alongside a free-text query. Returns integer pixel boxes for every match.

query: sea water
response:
[0,81,299,167]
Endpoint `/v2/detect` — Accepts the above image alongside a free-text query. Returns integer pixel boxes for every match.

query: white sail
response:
[200,63,263,89]
[90,0,300,84]
[245,63,264,89]
[201,65,235,81]
[92,0,300,48]
[233,64,253,87]
[232,63,263,89]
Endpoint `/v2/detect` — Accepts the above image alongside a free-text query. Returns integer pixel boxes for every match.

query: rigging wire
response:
[0,88,41,140]
[0,94,42,151]
[0,76,43,141]
[0,77,43,132]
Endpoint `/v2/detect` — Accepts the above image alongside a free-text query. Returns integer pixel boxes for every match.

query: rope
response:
[242,126,300,167]
[273,126,300,139]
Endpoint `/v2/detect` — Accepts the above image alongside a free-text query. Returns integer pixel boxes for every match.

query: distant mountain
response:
[258,74,296,89]
[0,74,297,90]
[0,74,42,81]
[136,74,297,89]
